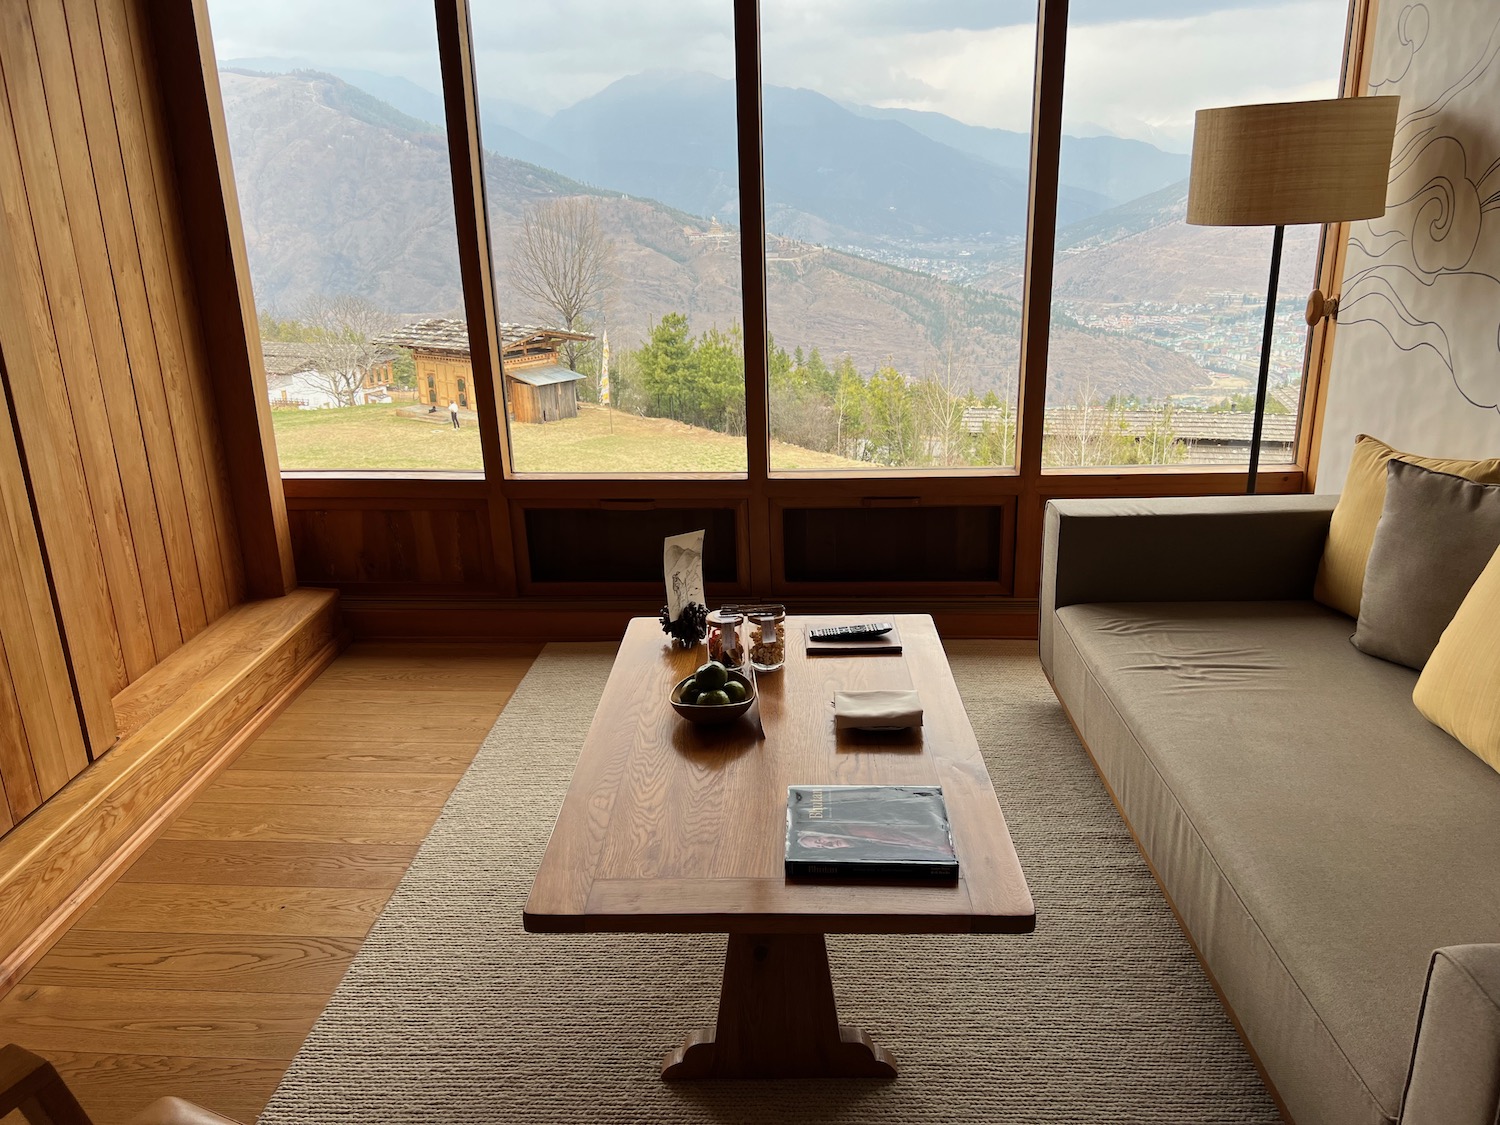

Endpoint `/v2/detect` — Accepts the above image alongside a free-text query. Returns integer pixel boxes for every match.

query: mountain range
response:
[223,60,1189,250]
[215,67,1235,402]
[841,103,1190,214]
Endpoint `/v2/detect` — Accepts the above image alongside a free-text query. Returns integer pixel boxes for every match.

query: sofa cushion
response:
[1054,599,1500,1124]
[1354,460,1500,669]
[1414,545,1500,773]
[1313,434,1500,619]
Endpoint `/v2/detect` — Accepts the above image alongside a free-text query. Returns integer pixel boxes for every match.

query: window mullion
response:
[1301,0,1379,485]
[1015,0,1069,481]
[734,0,772,587]
[434,0,519,593]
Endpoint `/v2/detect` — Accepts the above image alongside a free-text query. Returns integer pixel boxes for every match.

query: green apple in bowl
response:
[671,662,755,725]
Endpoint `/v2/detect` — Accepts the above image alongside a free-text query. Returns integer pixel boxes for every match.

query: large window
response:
[205,2,475,472]
[761,2,1035,471]
[207,0,1361,484]
[1041,0,1351,469]
[469,3,750,473]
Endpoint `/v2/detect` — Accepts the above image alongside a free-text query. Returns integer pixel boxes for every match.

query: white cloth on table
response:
[833,689,923,730]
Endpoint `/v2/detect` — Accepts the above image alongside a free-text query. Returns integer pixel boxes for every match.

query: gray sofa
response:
[1040,495,1500,1125]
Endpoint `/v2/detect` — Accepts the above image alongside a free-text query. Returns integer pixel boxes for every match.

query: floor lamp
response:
[1186,96,1399,493]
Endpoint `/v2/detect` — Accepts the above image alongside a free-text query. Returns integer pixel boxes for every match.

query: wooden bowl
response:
[670,670,755,725]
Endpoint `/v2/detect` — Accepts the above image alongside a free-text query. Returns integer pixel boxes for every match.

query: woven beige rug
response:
[260,641,1278,1124]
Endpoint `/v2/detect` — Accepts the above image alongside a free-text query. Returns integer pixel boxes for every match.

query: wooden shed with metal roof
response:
[380,318,593,424]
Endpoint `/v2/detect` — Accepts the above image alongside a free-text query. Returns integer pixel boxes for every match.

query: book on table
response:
[784,785,959,880]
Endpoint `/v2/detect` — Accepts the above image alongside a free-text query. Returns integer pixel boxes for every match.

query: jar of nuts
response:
[706,608,745,669]
[747,604,787,672]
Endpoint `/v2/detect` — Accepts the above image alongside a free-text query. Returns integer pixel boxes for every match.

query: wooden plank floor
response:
[0,641,540,1125]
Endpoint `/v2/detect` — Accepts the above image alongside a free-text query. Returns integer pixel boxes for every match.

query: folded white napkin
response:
[833,689,923,730]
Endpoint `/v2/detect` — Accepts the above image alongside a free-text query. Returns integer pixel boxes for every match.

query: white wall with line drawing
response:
[1319,1,1500,489]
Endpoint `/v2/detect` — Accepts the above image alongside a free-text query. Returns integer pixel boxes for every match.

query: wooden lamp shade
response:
[1187,96,1399,227]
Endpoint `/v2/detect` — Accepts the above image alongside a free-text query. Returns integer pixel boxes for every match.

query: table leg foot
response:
[659,933,897,1080]
[661,1023,896,1079]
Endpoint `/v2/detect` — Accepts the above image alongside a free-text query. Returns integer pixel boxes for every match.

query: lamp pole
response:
[1246,223,1284,495]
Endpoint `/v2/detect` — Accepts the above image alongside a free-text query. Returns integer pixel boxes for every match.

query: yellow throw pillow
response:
[1314,435,1500,618]
[1414,545,1500,773]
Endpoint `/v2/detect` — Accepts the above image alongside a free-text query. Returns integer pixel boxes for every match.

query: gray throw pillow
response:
[1353,459,1500,669]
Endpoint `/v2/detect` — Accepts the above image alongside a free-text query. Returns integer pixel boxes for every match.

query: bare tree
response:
[299,295,397,407]
[916,345,974,467]
[511,197,616,370]
[1041,377,1186,467]
[1043,378,1114,467]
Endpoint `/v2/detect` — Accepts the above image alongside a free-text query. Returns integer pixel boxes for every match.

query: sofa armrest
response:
[1400,945,1500,1125]
[1039,495,1337,673]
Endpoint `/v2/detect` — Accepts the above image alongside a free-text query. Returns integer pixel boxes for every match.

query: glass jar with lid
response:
[747,604,787,672]
[705,608,746,669]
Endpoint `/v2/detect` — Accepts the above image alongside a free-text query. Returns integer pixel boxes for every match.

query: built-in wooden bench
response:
[0,588,340,993]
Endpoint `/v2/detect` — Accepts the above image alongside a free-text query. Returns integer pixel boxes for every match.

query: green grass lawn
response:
[272,404,484,471]
[270,402,863,472]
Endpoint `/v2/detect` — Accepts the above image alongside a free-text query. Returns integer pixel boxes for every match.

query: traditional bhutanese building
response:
[380,318,593,424]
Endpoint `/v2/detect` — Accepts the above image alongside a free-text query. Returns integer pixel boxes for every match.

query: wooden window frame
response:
[238,0,1374,623]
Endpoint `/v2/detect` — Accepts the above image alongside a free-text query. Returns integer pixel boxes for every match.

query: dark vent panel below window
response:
[526,507,738,584]
[782,506,1003,584]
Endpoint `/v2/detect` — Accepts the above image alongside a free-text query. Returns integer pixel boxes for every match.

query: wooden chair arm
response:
[0,1044,92,1123]
[2,1046,240,1125]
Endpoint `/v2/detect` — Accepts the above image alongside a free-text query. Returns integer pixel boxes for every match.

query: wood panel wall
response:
[0,0,247,754]
[0,360,90,827]
[287,501,494,592]
[281,471,1301,641]
[0,0,339,979]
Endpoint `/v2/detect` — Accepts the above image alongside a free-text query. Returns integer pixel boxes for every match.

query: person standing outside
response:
[449,399,460,429]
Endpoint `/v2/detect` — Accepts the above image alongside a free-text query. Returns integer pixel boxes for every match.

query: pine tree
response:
[804,347,834,396]
[767,333,795,394]
[866,363,919,466]
[693,323,746,433]
[637,313,694,420]
[833,356,866,459]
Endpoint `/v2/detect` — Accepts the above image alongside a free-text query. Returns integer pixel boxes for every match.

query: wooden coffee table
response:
[524,614,1034,1079]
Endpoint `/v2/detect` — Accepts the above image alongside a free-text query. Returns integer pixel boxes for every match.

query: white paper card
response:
[664,530,706,621]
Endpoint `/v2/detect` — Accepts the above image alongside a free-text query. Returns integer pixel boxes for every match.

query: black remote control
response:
[809,622,893,641]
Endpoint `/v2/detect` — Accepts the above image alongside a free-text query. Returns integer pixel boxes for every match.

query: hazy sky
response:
[207,0,1349,151]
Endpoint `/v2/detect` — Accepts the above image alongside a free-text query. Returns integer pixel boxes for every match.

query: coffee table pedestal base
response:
[660,932,897,1080]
